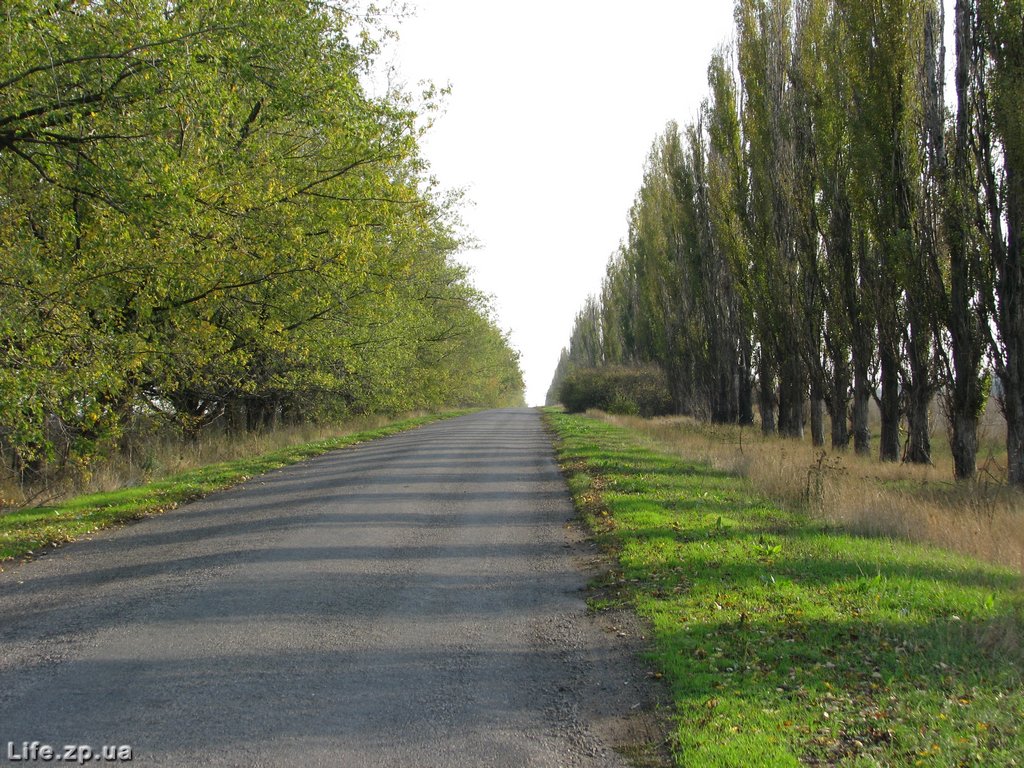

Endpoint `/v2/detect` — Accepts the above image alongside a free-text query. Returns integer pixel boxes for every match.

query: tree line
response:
[549,0,1023,486]
[0,1,523,483]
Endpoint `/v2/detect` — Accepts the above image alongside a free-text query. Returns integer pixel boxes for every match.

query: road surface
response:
[0,410,655,767]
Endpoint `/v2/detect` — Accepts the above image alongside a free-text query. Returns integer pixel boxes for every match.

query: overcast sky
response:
[380,2,737,405]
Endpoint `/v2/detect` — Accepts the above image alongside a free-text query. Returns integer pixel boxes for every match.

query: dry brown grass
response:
[0,413,413,510]
[594,403,1024,574]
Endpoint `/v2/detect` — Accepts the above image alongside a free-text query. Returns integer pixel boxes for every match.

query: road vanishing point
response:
[0,410,655,767]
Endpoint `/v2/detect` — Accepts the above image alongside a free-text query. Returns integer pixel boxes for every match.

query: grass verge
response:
[593,412,1023,573]
[1,411,466,565]
[544,409,1024,768]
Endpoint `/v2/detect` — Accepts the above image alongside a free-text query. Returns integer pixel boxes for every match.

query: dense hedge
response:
[557,366,673,417]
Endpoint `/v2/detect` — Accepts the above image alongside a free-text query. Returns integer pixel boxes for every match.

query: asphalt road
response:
[0,409,651,767]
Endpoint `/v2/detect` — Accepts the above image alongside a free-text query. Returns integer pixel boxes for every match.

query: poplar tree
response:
[977,0,1024,486]
[550,0,1024,486]
[737,0,808,438]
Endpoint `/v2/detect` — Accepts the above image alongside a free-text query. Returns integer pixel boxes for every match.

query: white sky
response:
[383,2,737,405]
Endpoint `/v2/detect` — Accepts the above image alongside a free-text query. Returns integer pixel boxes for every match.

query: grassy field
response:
[0,411,465,565]
[596,408,1023,574]
[544,409,1024,767]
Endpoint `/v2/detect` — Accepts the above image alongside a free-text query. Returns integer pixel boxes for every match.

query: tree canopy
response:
[1,1,523,479]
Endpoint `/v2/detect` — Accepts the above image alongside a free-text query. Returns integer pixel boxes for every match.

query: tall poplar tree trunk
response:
[848,225,874,457]
[975,0,1024,487]
[759,352,778,435]
[852,351,872,455]
[809,378,826,448]
[829,373,851,449]
[879,339,902,462]
[875,94,907,467]
[901,1,951,468]
[941,0,986,480]
[823,174,855,452]
[904,385,932,463]
[1006,379,1024,488]
[739,336,755,425]
[1002,165,1024,486]
[951,408,980,480]
[777,349,805,439]
[904,318,933,463]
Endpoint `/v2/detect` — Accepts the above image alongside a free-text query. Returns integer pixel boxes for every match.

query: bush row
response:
[557,366,673,417]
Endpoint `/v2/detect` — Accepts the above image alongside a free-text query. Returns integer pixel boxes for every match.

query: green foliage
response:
[557,365,673,417]
[975,0,1024,486]
[569,296,605,369]
[546,348,573,407]
[546,410,1024,767]
[0,1,523,484]
[592,120,752,422]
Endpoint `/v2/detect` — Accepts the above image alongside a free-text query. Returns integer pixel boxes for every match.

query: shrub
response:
[558,365,673,417]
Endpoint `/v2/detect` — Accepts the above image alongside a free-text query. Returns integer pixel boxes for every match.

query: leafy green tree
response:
[549,0,1023,486]
[546,348,572,407]
[599,247,635,367]
[917,0,991,480]
[0,1,522,482]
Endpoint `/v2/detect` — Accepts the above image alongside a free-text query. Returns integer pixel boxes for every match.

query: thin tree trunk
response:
[759,352,777,435]
[778,351,805,439]
[1003,164,1024,486]
[849,227,873,456]
[942,0,984,480]
[879,342,901,462]
[852,361,871,456]
[829,368,851,450]
[1007,385,1024,487]
[739,338,755,425]
[712,350,733,424]
[904,385,932,463]
[809,383,826,448]
[904,318,933,464]
[226,398,246,436]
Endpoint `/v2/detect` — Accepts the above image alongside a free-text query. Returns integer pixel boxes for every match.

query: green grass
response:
[0,411,466,565]
[544,409,1024,768]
